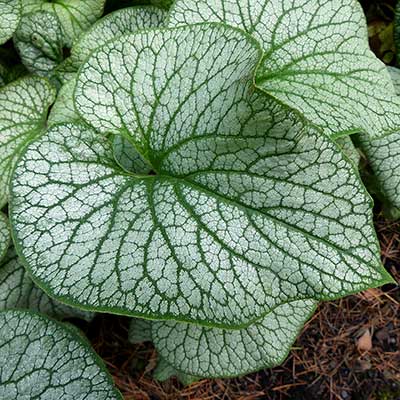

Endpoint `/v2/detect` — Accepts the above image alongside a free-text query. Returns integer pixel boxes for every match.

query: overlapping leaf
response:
[0,247,94,321]
[168,0,400,138]
[10,24,391,328]
[22,0,106,46]
[0,76,55,208]
[153,357,199,385]
[70,6,167,68]
[0,310,122,399]
[0,0,21,45]
[357,67,400,217]
[129,300,317,378]
[336,136,360,167]
[48,78,79,126]
[113,136,153,175]
[14,11,64,77]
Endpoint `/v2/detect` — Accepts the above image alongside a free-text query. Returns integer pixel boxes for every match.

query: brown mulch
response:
[79,212,399,400]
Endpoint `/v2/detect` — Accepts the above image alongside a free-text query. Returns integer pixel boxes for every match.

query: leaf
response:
[0,213,10,263]
[113,136,153,175]
[0,0,21,45]
[357,67,400,217]
[0,310,122,399]
[22,0,106,47]
[48,78,79,126]
[52,57,78,86]
[47,79,150,174]
[14,11,64,77]
[0,246,94,321]
[168,0,400,139]
[11,25,391,329]
[0,63,27,87]
[128,318,152,344]
[336,136,360,167]
[0,76,56,208]
[152,300,317,378]
[153,357,200,385]
[70,6,167,68]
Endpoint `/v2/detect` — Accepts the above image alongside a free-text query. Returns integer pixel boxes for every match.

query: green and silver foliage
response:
[14,11,64,77]
[336,136,360,168]
[48,78,79,126]
[0,75,55,208]
[22,0,106,47]
[0,0,21,45]
[153,357,199,385]
[168,0,400,139]
[128,319,200,384]
[130,299,317,379]
[0,310,122,399]
[0,213,10,263]
[11,24,392,331]
[0,247,94,321]
[113,135,153,175]
[358,66,400,218]
[70,6,167,68]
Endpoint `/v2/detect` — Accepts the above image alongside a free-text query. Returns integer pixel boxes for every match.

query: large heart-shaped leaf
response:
[14,11,64,77]
[130,299,317,378]
[70,6,167,68]
[0,310,122,399]
[357,66,400,217]
[0,0,21,45]
[0,246,94,321]
[0,76,55,208]
[10,24,391,328]
[0,213,10,263]
[22,0,106,47]
[168,0,400,138]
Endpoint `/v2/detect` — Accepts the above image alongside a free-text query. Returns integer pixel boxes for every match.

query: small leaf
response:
[113,135,152,175]
[336,136,360,167]
[0,75,56,208]
[152,300,317,378]
[0,0,21,45]
[128,318,152,344]
[52,57,79,86]
[70,6,167,68]
[153,357,200,385]
[357,67,400,217]
[14,11,64,77]
[0,213,10,263]
[168,0,400,138]
[48,78,79,126]
[0,246,94,321]
[23,0,106,47]
[0,310,122,399]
